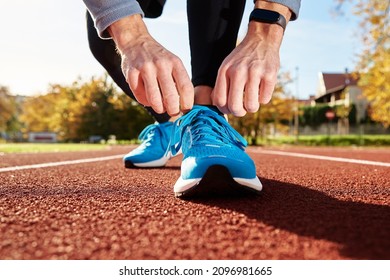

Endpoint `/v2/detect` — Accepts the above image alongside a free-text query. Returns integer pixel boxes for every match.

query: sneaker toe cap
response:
[181,155,256,180]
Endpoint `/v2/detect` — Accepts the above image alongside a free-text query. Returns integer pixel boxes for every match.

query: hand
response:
[109,15,194,116]
[213,1,291,116]
[212,22,283,117]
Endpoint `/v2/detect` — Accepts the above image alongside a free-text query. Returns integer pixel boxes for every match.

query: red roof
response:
[322,73,359,93]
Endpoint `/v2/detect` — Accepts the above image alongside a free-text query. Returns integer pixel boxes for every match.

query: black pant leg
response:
[86,11,170,123]
[187,0,246,88]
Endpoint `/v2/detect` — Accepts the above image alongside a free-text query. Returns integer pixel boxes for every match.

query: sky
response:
[0,0,360,100]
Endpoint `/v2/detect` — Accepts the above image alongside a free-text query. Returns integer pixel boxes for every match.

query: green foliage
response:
[260,134,390,146]
[300,104,358,127]
[300,104,331,127]
[347,104,357,125]
[0,86,23,139]
[0,143,108,153]
[0,87,13,131]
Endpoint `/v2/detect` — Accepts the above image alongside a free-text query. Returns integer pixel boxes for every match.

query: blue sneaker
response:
[170,105,262,197]
[124,122,174,168]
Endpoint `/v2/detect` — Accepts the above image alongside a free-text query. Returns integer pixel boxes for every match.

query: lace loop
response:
[170,107,247,155]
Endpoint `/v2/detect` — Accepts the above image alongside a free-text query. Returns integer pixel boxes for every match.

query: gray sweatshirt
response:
[83,0,301,38]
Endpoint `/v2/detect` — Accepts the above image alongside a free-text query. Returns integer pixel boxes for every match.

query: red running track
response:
[0,146,389,260]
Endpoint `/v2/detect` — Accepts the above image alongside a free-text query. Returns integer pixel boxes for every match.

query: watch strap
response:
[249,8,287,31]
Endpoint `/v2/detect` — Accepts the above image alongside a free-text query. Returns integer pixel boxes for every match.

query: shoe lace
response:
[170,107,247,155]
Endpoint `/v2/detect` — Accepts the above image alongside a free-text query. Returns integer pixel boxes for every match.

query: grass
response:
[258,134,390,146]
[0,143,110,154]
[1,134,389,154]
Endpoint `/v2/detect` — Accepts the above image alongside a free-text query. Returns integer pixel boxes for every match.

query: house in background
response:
[314,71,368,122]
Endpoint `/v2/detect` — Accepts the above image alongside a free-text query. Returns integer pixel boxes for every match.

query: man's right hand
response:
[108,14,193,116]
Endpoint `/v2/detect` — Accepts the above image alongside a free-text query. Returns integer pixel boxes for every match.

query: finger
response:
[172,61,194,113]
[157,70,180,116]
[213,67,229,114]
[142,67,165,114]
[259,74,277,104]
[127,69,150,106]
[244,69,261,113]
[227,69,247,117]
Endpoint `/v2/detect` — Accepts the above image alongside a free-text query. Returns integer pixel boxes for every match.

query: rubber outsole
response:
[124,151,174,169]
[124,161,139,169]
[124,161,166,169]
[174,165,262,199]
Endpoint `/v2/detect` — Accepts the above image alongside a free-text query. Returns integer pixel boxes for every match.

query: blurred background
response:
[0,0,389,147]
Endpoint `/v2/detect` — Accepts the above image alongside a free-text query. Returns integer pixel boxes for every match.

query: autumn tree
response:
[336,0,390,127]
[20,90,61,135]
[0,86,22,140]
[0,86,14,133]
[74,76,153,141]
[20,76,153,141]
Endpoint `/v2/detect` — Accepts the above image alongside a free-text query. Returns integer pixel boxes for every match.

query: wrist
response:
[108,14,149,51]
[253,1,292,23]
[248,1,291,41]
[246,21,284,48]
[249,9,286,34]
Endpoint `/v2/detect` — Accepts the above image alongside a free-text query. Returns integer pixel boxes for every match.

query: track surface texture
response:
[0,146,389,260]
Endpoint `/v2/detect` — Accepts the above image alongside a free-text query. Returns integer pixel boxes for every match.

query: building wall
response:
[28,132,57,143]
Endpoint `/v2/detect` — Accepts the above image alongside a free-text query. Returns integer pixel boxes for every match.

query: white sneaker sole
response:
[125,151,173,168]
[173,165,262,198]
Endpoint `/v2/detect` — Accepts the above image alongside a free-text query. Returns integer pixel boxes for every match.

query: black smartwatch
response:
[249,9,287,31]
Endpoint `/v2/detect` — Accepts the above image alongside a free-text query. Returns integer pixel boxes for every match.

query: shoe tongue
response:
[193,105,223,116]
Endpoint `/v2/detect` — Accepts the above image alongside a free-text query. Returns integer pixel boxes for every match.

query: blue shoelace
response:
[170,107,247,156]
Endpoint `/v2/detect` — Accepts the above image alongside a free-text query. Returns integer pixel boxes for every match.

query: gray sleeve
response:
[265,0,301,20]
[83,0,144,38]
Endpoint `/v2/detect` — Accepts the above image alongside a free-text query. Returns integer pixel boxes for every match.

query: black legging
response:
[86,0,246,123]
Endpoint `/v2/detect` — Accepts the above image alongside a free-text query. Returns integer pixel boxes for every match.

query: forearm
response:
[83,0,144,38]
[246,1,290,48]
[248,0,301,45]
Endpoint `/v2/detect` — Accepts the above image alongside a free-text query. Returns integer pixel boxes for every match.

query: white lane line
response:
[0,154,124,173]
[253,150,390,167]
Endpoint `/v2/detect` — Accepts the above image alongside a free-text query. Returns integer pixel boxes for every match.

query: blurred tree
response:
[20,76,153,141]
[335,0,390,127]
[74,76,153,141]
[110,93,154,140]
[0,86,14,133]
[20,91,58,134]
[300,104,331,128]
[0,87,24,140]
[334,91,352,134]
